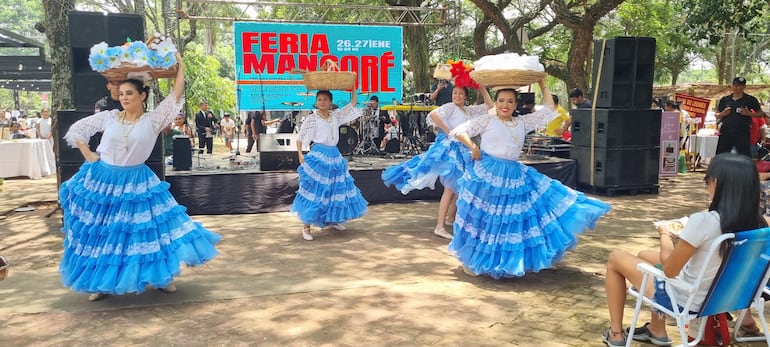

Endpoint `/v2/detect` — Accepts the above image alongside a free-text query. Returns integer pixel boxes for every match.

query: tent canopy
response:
[0,28,52,91]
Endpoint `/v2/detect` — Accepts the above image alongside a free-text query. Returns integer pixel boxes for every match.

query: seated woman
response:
[9,122,27,139]
[602,153,768,346]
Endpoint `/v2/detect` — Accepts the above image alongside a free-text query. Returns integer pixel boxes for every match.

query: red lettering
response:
[380,52,395,92]
[298,55,318,71]
[359,56,378,92]
[243,53,274,74]
[242,32,259,53]
[280,34,298,53]
[276,54,296,74]
[300,34,308,54]
[340,56,359,90]
[262,32,277,53]
[311,35,330,54]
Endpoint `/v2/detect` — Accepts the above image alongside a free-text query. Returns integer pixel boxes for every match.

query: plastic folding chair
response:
[733,285,770,343]
[626,227,770,347]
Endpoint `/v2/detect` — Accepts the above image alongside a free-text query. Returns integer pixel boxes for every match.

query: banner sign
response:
[660,111,680,176]
[675,93,710,129]
[234,22,403,111]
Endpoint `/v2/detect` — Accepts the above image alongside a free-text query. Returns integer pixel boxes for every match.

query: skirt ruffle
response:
[290,144,368,226]
[381,132,471,194]
[58,161,221,295]
[448,153,610,279]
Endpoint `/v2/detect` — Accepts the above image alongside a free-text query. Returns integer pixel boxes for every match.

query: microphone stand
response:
[228,87,243,163]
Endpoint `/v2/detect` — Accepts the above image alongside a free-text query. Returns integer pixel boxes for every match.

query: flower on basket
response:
[89,54,110,71]
[127,41,149,64]
[450,60,479,89]
[88,37,178,73]
[155,39,177,57]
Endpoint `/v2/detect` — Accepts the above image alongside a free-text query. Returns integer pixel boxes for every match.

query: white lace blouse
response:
[64,95,184,166]
[297,104,362,150]
[451,106,557,160]
[427,103,490,131]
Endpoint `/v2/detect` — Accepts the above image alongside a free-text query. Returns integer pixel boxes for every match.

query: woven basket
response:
[470,69,546,88]
[300,61,356,90]
[101,63,178,81]
[433,63,452,80]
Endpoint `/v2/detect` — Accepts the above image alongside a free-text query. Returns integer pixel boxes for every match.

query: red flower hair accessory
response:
[449,60,479,89]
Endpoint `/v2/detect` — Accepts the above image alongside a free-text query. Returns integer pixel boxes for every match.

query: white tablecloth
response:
[0,139,57,179]
[687,135,719,160]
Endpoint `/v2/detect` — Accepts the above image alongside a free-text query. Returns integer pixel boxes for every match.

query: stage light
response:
[18,64,23,71]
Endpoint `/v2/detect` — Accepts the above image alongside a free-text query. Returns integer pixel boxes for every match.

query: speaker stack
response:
[58,12,165,183]
[259,134,302,171]
[570,37,661,196]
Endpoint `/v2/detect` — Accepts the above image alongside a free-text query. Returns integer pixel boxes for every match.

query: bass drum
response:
[337,125,358,155]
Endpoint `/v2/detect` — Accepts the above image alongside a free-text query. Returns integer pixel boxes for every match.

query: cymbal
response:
[297,92,316,96]
[282,101,303,106]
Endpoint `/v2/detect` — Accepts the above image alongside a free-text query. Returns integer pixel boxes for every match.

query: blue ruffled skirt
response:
[448,153,610,279]
[58,161,221,294]
[290,144,368,226]
[381,132,471,194]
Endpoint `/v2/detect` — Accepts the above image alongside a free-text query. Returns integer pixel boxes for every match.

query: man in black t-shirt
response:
[94,80,123,112]
[715,77,767,157]
[429,79,453,106]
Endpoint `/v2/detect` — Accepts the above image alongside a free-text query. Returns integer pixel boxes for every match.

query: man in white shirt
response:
[220,113,236,152]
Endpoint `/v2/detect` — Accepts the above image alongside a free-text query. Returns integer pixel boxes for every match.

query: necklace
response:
[119,111,140,151]
[500,117,520,144]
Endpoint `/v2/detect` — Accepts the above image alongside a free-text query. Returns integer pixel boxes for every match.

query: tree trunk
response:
[566,28,592,93]
[42,0,74,112]
[384,0,431,97]
[403,25,430,94]
[716,37,727,84]
[135,0,145,14]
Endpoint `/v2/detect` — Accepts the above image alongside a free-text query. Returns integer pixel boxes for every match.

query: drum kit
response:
[279,91,435,157]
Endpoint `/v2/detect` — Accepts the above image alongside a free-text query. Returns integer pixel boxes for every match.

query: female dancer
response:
[59,55,221,301]
[602,153,766,346]
[291,89,368,241]
[449,79,610,278]
[382,83,492,239]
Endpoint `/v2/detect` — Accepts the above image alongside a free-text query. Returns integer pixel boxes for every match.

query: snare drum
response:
[337,125,358,155]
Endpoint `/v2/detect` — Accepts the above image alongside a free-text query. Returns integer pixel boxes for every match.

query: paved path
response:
[0,174,767,346]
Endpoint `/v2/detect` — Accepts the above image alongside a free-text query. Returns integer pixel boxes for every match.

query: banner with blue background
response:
[234,22,403,111]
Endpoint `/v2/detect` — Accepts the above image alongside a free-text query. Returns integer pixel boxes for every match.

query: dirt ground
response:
[0,172,767,346]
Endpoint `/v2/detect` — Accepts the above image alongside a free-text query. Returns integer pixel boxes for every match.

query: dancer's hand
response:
[471,145,481,160]
[298,152,305,165]
[84,150,100,163]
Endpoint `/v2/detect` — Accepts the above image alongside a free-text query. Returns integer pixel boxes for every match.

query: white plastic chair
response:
[626,227,770,347]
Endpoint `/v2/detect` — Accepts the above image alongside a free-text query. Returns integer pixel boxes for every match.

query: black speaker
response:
[58,162,83,184]
[68,11,107,48]
[571,146,660,188]
[592,37,656,109]
[148,134,164,162]
[56,110,101,163]
[570,109,662,148]
[146,161,165,181]
[259,134,301,171]
[172,136,192,170]
[72,73,107,111]
[107,13,144,46]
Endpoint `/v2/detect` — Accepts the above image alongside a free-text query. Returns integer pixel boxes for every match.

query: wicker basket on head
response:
[300,61,357,91]
[470,69,546,88]
[101,63,178,81]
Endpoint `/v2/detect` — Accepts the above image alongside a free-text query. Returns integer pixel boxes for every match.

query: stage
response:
[165,153,577,215]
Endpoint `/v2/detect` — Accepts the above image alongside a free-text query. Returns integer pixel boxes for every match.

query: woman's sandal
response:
[301,227,314,241]
[602,327,627,347]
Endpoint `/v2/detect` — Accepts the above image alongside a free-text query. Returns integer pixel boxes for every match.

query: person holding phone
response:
[715,77,767,157]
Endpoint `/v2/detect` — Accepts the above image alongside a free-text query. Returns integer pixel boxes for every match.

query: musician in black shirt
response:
[715,77,767,157]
